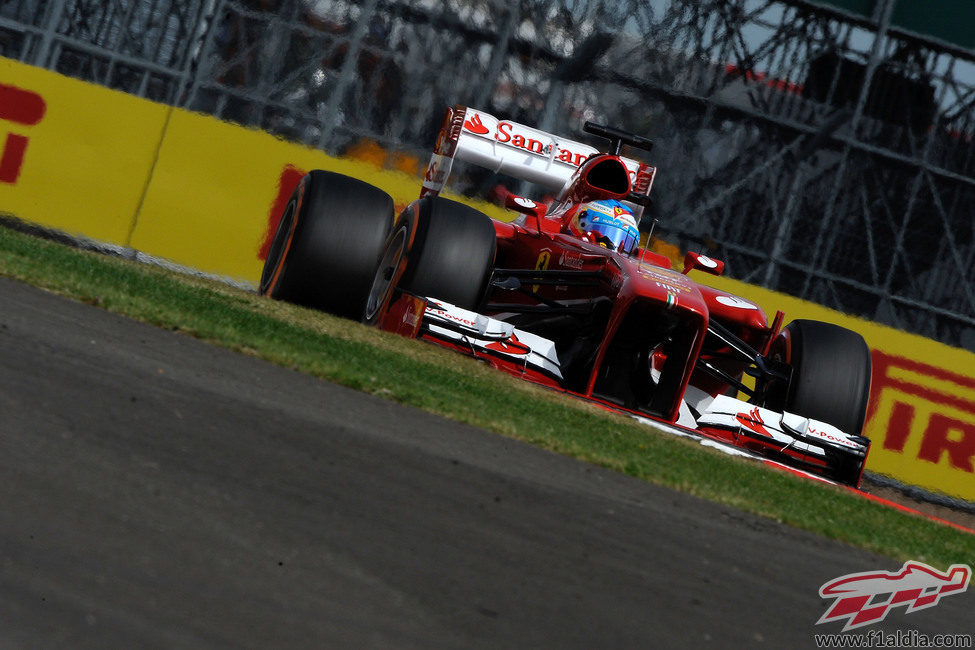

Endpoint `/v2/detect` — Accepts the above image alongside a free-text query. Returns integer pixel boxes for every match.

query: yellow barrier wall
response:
[128,108,442,282]
[0,58,169,244]
[2,57,973,502]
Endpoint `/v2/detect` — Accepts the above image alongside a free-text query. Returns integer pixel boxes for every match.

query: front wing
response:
[381,294,870,485]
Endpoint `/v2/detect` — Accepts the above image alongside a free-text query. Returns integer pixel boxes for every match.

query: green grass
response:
[0,221,972,569]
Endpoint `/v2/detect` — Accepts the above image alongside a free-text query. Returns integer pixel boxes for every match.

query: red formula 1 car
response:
[260,105,872,486]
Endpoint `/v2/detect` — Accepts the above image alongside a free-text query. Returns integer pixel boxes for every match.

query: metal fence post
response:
[799,0,897,298]
[317,0,381,151]
[34,0,68,68]
[182,0,227,110]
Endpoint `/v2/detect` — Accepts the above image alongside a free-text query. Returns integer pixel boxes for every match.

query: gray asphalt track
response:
[0,275,970,649]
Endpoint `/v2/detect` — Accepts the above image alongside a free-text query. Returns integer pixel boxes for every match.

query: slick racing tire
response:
[364,196,496,322]
[259,170,394,320]
[773,319,872,436]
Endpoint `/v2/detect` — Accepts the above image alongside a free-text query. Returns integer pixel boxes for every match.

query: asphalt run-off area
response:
[0,275,970,648]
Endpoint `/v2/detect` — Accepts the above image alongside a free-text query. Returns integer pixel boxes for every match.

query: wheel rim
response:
[364,226,407,322]
[259,199,297,296]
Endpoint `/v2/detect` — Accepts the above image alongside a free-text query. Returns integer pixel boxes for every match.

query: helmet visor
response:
[588,212,640,255]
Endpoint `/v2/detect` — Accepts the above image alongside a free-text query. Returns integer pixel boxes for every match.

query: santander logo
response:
[736,407,772,437]
[485,334,531,356]
[463,113,490,135]
[462,111,590,167]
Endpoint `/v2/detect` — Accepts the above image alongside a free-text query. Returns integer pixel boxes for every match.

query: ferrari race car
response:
[260,105,873,487]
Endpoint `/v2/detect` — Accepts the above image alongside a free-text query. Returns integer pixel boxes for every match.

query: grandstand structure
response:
[1,0,974,349]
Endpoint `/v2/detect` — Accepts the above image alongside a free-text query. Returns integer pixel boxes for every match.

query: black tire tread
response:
[784,319,872,435]
[265,170,393,319]
[399,197,496,310]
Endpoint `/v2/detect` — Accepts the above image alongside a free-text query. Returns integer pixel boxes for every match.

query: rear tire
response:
[260,170,393,319]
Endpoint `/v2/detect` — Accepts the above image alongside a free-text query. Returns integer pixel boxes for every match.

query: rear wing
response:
[420,105,657,202]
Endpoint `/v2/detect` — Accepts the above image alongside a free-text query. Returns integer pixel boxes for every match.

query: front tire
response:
[364,196,496,323]
[260,170,393,319]
[773,319,872,435]
[769,319,872,486]
[400,196,497,309]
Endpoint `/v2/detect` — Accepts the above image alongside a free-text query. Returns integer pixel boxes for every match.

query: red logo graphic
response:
[0,83,46,184]
[485,334,531,356]
[869,351,975,475]
[736,407,771,437]
[463,113,490,135]
[818,561,970,631]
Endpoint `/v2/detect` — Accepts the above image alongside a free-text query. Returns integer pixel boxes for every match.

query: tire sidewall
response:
[259,171,394,319]
[397,196,497,311]
[259,176,308,299]
[776,319,872,435]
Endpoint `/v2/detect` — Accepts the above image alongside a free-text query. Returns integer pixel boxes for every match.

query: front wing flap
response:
[405,296,564,381]
[695,395,869,460]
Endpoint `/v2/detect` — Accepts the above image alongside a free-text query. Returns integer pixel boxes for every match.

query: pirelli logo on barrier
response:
[0,82,45,184]
[864,350,975,502]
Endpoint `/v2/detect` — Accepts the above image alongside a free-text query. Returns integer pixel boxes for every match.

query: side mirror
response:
[504,194,548,232]
[682,251,724,276]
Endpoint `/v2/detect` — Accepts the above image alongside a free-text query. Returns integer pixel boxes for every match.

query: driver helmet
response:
[571,199,640,255]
